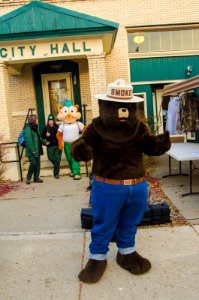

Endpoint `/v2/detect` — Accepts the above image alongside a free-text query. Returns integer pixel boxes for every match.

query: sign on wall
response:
[0,38,103,62]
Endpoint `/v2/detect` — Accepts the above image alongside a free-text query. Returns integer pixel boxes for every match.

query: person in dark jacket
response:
[41,114,62,179]
[24,114,47,184]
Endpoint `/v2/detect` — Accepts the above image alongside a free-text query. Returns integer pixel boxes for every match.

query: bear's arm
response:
[138,123,171,156]
[70,124,98,162]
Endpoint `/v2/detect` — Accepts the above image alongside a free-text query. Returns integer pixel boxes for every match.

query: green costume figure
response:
[41,114,62,179]
[56,100,84,180]
[24,115,46,184]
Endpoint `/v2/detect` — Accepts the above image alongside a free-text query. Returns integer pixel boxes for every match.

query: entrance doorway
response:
[34,60,81,132]
[42,73,73,122]
[154,89,171,134]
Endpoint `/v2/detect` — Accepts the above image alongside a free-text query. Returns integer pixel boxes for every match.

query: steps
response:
[22,151,92,178]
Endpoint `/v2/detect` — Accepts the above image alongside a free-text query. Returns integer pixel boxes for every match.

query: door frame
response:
[33,60,81,132]
[153,89,164,134]
[41,72,73,123]
[134,92,147,118]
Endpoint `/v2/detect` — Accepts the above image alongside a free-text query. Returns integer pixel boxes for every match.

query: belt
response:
[95,175,144,186]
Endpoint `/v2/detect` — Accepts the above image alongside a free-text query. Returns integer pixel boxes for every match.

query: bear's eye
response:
[115,103,122,109]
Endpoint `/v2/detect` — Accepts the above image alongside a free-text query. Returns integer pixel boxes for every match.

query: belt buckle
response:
[123,179,132,185]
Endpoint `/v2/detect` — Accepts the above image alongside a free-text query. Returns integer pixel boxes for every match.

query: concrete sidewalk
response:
[0,171,199,299]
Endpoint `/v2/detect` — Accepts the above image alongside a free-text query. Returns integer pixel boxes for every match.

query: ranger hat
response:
[95,79,143,103]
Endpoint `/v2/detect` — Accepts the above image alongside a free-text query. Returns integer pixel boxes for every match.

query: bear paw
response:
[78,259,107,283]
[116,251,151,275]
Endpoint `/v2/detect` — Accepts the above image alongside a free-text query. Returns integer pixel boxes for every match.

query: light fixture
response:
[186,66,192,76]
[133,35,145,45]
[133,34,145,52]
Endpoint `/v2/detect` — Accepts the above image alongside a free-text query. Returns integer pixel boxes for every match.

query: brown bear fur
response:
[71,100,171,179]
[71,99,171,283]
[116,251,151,275]
[78,259,107,283]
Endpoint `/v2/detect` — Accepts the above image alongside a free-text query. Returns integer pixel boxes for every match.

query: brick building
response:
[1,0,199,180]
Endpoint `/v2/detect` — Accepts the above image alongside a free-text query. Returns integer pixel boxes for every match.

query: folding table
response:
[163,142,199,196]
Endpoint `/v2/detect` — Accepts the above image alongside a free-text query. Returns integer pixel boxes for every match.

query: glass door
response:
[42,73,73,122]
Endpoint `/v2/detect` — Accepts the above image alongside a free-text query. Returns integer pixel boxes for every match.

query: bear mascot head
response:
[71,79,171,284]
[97,79,142,129]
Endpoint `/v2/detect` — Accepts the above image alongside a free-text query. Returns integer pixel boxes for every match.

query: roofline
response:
[126,22,199,31]
[0,27,117,42]
[0,1,119,30]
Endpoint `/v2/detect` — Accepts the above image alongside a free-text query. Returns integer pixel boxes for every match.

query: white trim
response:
[131,80,182,85]
[133,92,147,117]
[126,24,199,32]
[154,89,164,134]
[128,50,199,59]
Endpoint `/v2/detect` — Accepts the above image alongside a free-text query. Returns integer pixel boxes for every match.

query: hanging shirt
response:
[166,97,179,134]
[178,92,199,132]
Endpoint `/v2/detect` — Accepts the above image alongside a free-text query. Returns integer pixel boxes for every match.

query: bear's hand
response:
[71,139,93,162]
[155,131,171,153]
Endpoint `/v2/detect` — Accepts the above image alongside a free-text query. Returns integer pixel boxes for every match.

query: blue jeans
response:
[89,179,148,256]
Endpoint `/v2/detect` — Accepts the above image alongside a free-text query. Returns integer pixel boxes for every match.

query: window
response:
[128,27,199,53]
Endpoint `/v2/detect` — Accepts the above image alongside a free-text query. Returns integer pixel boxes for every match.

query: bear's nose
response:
[122,108,127,112]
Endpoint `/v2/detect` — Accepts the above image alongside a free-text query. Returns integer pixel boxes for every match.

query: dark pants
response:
[27,156,41,180]
[47,146,62,176]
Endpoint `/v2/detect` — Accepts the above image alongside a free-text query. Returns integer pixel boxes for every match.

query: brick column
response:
[0,62,12,140]
[87,53,107,118]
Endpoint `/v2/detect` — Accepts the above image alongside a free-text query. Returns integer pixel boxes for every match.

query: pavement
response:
[0,154,199,300]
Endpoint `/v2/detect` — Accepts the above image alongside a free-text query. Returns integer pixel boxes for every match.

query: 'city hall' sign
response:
[0,39,103,62]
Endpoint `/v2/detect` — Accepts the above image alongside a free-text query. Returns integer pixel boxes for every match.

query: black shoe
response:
[34,178,43,183]
[54,175,59,179]
[26,179,31,184]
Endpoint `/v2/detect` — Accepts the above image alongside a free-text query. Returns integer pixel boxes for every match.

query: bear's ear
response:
[74,104,79,110]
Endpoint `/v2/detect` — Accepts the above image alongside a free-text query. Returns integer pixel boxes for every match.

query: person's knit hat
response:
[95,79,143,103]
[64,99,73,107]
[48,114,54,121]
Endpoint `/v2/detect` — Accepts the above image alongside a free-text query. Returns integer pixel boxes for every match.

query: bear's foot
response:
[78,259,107,283]
[116,251,151,275]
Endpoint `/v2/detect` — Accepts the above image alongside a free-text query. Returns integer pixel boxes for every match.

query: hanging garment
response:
[166,97,180,134]
[178,92,199,132]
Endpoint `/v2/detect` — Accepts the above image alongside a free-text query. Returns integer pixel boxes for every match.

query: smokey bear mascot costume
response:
[71,79,171,284]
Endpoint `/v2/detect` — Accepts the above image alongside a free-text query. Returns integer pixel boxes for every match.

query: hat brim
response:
[95,94,144,103]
